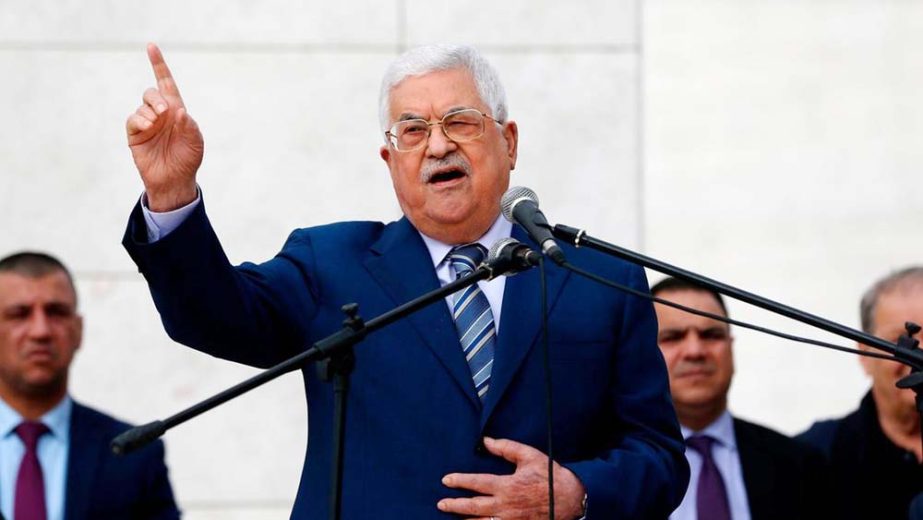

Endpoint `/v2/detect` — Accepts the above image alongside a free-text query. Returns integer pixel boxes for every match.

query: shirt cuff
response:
[577,493,588,520]
[140,188,201,243]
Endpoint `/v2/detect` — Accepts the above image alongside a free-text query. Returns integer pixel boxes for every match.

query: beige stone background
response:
[0,1,920,517]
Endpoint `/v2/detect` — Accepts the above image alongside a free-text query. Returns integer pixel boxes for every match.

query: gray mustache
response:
[421,154,471,183]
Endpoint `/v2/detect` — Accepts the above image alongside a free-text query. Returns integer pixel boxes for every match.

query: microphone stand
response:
[552,223,923,455]
[111,261,511,520]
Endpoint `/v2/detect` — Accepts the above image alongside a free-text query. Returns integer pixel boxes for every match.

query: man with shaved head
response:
[0,251,178,519]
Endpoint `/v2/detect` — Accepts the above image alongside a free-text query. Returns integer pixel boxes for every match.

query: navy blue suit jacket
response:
[123,200,688,519]
[65,402,179,520]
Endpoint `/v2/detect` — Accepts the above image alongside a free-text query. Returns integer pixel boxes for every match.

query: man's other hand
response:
[438,437,586,520]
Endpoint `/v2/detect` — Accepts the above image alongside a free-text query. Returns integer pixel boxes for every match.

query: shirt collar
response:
[0,395,72,442]
[681,409,737,450]
[0,398,18,438]
[417,214,513,269]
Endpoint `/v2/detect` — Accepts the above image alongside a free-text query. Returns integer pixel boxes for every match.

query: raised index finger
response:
[146,43,184,102]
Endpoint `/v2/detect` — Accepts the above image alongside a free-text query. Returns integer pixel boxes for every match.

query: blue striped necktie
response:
[448,243,496,401]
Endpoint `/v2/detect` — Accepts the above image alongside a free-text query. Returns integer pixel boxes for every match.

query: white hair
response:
[378,44,508,133]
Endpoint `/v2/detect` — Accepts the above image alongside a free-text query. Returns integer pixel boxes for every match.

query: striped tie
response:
[449,243,496,401]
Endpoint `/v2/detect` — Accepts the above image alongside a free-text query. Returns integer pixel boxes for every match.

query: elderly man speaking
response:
[122,43,688,519]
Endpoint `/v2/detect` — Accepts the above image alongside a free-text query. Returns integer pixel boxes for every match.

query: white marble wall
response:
[0,1,638,517]
[644,0,923,434]
[2,0,921,516]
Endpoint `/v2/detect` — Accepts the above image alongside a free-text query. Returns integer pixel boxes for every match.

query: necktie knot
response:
[15,421,49,451]
[686,434,717,456]
[449,243,487,278]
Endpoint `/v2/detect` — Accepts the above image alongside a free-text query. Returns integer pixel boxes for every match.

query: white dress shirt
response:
[670,410,751,520]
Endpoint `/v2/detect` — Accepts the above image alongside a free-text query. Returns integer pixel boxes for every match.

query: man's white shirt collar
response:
[417,214,512,331]
[417,214,513,269]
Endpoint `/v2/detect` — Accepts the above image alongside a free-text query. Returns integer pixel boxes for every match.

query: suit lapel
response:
[481,226,569,426]
[363,218,481,411]
[65,403,101,520]
[734,419,773,520]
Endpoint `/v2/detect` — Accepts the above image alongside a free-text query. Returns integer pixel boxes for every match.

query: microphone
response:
[485,238,541,279]
[500,186,566,265]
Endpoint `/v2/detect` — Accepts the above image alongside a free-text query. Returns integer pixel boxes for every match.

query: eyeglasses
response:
[385,108,501,152]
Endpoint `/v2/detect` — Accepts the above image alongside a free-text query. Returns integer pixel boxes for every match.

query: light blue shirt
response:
[141,191,512,329]
[670,410,751,520]
[0,396,72,520]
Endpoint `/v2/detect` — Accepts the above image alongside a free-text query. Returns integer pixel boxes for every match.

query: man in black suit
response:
[798,266,923,520]
[0,252,179,520]
[651,277,826,520]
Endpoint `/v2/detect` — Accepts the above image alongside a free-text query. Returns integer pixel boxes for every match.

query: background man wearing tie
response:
[0,251,179,520]
[122,43,689,518]
[651,277,826,520]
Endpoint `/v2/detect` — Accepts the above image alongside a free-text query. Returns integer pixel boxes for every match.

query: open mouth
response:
[428,169,467,185]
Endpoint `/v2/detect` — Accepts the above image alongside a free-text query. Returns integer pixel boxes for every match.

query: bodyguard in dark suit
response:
[121,43,689,519]
[0,252,179,520]
[63,403,176,519]
[651,277,826,520]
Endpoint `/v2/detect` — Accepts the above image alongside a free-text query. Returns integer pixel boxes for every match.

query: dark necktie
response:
[14,421,49,520]
[686,435,731,520]
[448,243,496,401]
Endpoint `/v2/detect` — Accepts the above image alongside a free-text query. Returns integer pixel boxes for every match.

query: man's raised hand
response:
[126,43,204,212]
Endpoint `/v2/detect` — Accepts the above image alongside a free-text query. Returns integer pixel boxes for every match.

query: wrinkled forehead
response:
[0,271,78,308]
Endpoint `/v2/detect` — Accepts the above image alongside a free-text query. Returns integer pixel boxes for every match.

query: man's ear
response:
[74,313,84,352]
[728,334,735,372]
[857,342,874,375]
[502,121,519,171]
[380,145,391,164]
